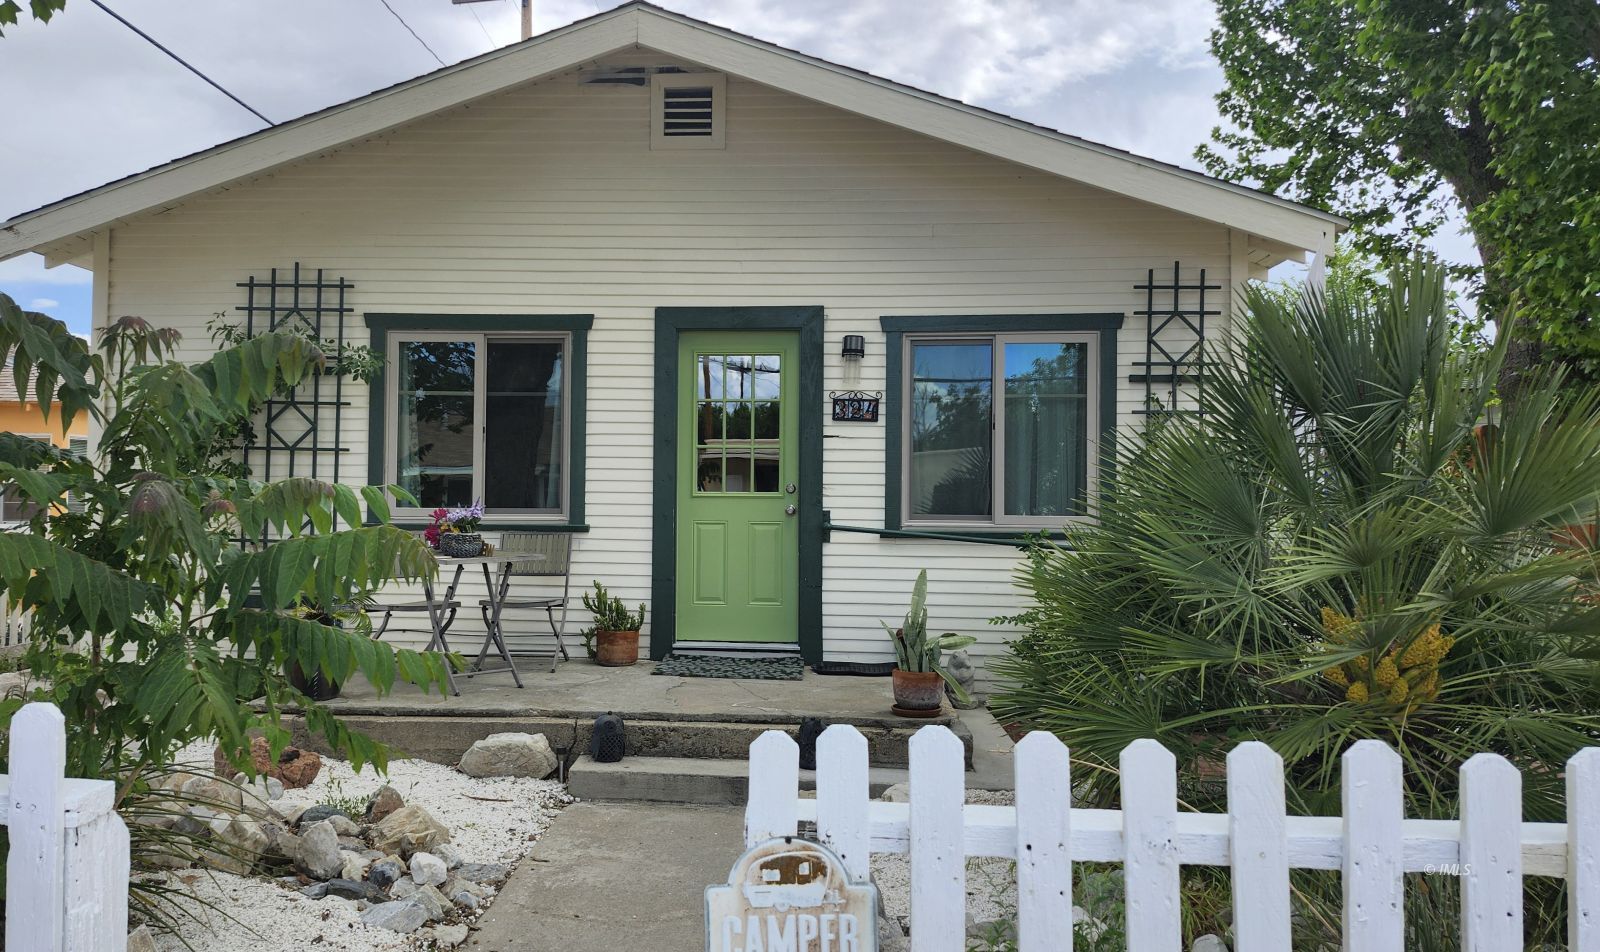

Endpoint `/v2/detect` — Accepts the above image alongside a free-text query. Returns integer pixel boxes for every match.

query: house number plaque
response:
[706,837,877,952]
[829,391,881,423]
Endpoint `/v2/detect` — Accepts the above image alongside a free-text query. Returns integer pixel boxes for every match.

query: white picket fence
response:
[744,724,1600,951]
[3,702,130,952]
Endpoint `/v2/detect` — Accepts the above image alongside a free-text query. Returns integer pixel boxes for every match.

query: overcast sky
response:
[0,0,1478,336]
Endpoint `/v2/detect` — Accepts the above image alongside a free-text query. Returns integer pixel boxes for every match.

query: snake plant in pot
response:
[884,570,976,716]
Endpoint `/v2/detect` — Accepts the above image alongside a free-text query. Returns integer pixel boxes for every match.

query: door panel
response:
[676,332,799,643]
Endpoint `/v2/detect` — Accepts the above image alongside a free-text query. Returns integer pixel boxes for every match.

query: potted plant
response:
[582,581,646,666]
[883,570,976,717]
[428,500,485,557]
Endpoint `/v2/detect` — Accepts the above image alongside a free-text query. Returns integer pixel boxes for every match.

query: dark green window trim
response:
[880,313,1123,533]
[652,306,825,663]
[365,313,592,528]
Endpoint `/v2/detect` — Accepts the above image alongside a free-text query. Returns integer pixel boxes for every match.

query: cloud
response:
[29,298,60,310]
[0,254,91,286]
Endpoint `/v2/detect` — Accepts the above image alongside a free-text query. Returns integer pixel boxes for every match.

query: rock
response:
[328,814,361,837]
[127,925,158,952]
[879,783,910,803]
[1192,937,1230,952]
[266,777,285,800]
[292,820,344,880]
[454,862,509,885]
[277,803,309,826]
[368,857,405,888]
[300,882,329,899]
[207,814,270,875]
[326,878,388,903]
[340,853,370,882]
[181,776,244,814]
[432,923,470,948]
[360,898,429,934]
[391,877,420,900]
[448,877,489,899]
[365,784,405,823]
[338,836,367,851]
[275,748,322,788]
[877,912,910,952]
[213,737,322,788]
[297,804,351,828]
[414,883,452,921]
[370,804,451,858]
[457,732,557,779]
[410,851,448,887]
[451,890,481,911]
[433,842,464,869]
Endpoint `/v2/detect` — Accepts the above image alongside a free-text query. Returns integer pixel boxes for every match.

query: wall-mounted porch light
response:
[841,335,865,361]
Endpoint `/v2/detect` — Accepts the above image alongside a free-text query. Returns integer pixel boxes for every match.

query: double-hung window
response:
[883,315,1120,531]
[374,316,590,526]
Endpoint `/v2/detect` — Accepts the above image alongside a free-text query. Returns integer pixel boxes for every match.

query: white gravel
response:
[143,744,571,952]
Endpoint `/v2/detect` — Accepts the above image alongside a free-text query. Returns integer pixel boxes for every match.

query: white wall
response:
[102,50,1240,671]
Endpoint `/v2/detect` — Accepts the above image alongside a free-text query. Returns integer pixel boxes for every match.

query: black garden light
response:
[841,334,865,361]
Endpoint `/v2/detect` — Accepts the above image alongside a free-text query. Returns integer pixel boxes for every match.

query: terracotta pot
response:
[595,629,640,666]
[891,668,944,714]
[1553,523,1600,551]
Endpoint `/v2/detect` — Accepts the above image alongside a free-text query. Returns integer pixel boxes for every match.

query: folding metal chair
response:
[474,531,574,673]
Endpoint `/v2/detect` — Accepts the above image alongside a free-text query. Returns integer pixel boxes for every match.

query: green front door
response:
[675,331,800,644]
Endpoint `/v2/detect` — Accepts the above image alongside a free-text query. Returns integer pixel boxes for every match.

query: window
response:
[651,73,726,150]
[372,315,591,526]
[882,315,1121,532]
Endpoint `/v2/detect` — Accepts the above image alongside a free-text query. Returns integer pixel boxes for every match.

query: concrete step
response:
[295,710,973,769]
[567,753,1015,805]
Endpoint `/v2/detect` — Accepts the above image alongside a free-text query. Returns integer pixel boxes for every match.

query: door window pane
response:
[909,341,992,518]
[1004,341,1089,517]
[484,339,564,511]
[396,340,476,509]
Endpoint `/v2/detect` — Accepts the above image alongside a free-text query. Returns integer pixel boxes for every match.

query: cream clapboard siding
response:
[102,51,1240,674]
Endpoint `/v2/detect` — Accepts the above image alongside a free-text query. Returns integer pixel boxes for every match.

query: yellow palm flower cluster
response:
[1320,607,1453,711]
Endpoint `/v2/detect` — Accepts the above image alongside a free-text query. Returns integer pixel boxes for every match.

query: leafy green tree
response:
[991,258,1600,946]
[1198,1,1600,374]
[0,293,453,792]
[0,0,65,35]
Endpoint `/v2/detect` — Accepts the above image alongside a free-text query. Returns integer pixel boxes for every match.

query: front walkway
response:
[465,801,743,951]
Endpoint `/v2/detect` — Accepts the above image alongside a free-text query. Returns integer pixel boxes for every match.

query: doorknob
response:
[785,504,797,517]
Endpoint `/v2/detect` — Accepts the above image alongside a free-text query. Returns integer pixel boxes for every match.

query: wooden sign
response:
[706,837,877,952]
[830,391,880,423]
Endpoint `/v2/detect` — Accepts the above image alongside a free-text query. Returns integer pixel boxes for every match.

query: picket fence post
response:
[745,729,799,846]
[816,725,870,883]
[1460,754,1523,951]
[1569,748,1600,951]
[4,701,130,952]
[1012,731,1071,952]
[1121,739,1180,951]
[909,726,965,952]
[1341,739,1404,950]
[1227,741,1289,951]
[8,702,69,952]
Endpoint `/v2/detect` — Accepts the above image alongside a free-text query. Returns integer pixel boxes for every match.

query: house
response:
[0,352,88,524]
[0,3,1342,676]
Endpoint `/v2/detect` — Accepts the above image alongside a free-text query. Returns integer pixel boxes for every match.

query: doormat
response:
[652,654,805,681]
[811,660,896,677]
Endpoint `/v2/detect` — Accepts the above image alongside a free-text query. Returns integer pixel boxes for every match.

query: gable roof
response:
[1,1,1343,266]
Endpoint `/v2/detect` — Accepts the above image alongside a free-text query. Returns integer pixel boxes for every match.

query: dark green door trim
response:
[653,307,825,662]
[880,313,1123,533]
[365,313,592,530]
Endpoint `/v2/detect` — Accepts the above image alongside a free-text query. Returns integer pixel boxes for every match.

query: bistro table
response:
[421,552,543,695]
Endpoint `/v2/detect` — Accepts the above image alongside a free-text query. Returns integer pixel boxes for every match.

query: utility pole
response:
[452,0,530,43]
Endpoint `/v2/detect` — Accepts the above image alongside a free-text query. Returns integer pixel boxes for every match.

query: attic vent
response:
[651,73,726,150]
[662,85,715,137]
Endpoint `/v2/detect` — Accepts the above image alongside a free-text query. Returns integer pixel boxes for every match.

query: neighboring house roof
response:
[0,1,1344,268]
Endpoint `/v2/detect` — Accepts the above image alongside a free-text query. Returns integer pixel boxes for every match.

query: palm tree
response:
[990,257,1600,946]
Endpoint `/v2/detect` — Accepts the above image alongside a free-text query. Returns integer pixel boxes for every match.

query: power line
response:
[466,3,496,48]
[85,0,272,127]
[375,0,446,67]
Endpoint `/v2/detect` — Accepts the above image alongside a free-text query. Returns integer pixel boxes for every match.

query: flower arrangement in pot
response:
[426,500,485,557]
[582,581,646,666]
[883,570,976,717]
